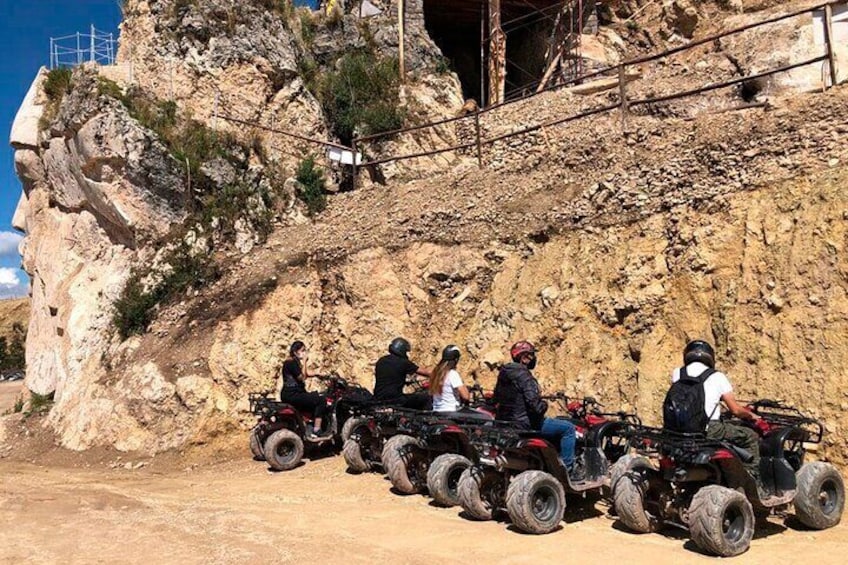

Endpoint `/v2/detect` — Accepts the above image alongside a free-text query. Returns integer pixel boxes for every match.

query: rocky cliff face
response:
[6,0,848,466]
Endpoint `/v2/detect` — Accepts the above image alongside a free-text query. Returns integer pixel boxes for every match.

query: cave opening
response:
[422,0,564,105]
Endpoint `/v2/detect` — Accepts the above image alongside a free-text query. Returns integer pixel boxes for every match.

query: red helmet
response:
[510,341,536,362]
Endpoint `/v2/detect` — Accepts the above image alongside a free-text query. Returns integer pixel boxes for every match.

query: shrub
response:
[97,76,124,100]
[43,68,73,101]
[201,181,273,239]
[25,391,54,417]
[299,9,316,46]
[113,245,219,339]
[318,51,404,142]
[40,68,74,129]
[295,156,327,215]
[13,396,24,414]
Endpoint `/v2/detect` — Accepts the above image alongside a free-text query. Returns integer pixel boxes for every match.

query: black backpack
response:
[662,366,716,433]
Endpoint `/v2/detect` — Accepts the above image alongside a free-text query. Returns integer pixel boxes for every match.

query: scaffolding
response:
[49,25,116,69]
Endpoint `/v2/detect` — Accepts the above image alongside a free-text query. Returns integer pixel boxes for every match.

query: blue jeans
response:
[540,417,576,468]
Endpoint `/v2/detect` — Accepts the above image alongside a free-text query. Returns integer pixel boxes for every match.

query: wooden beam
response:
[398,0,406,83]
[488,0,506,105]
[824,4,839,88]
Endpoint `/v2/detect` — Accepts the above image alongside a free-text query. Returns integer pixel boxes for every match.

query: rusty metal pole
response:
[474,112,483,168]
[618,64,628,132]
[824,4,839,88]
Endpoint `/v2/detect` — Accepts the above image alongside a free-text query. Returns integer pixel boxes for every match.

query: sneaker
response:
[306,429,319,440]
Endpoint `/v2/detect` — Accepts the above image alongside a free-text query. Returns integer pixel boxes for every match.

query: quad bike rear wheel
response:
[613,466,661,534]
[794,461,845,529]
[249,427,265,461]
[384,434,424,494]
[505,470,566,535]
[458,466,501,521]
[264,429,305,471]
[427,453,471,507]
[380,434,407,469]
[343,438,371,474]
[609,454,651,495]
[689,485,755,557]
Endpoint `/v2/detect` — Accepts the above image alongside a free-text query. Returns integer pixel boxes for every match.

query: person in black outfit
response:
[280,340,330,438]
[373,337,432,410]
[494,341,578,476]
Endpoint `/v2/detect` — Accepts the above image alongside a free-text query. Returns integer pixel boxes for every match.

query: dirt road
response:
[1,449,846,565]
[0,381,22,413]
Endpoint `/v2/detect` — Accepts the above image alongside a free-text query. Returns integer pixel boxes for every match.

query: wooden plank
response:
[824,4,839,88]
[488,0,506,105]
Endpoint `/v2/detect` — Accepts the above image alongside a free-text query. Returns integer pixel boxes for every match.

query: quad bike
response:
[457,394,640,534]
[612,399,845,557]
[247,374,371,471]
[379,379,501,502]
[341,376,433,473]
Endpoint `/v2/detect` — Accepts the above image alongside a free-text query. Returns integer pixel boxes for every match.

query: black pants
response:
[282,390,328,420]
[394,393,431,411]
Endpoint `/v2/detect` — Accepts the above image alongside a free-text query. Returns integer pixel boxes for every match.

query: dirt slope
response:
[1,452,846,564]
[0,297,28,339]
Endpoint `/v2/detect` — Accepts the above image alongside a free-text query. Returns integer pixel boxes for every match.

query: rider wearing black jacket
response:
[493,361,548,430]
[494,341,579,477]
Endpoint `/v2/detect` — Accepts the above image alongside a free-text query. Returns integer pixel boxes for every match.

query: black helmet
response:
[289,340,305,357]
[389,337,411,358]
[684,340,715,368]
[441,345,461,362]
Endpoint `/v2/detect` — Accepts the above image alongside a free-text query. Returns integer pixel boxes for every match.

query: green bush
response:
[318,52,404,143]
[0,323,26,371]
[25,391,54,417]
[43,68,73,101]
[201,181,273,239]
[13,396,24,414]
[113,245,219,339]
[97,76,124,100]
[295,156,327,216]
[435,56,452,75]
[299,9,316,46]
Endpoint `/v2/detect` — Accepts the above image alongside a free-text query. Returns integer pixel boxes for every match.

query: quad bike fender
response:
[513,438,569,482]
[427,424,473,457]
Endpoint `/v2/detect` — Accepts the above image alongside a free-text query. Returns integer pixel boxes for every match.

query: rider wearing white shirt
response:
[671,340,762,478]
[430,345,470,413]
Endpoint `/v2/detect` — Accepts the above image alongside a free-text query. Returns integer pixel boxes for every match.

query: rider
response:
[430,345,470,413]
[671,340,762,478]
[373,337,432,410]
[280,340,330,439]
[494,341,580,478]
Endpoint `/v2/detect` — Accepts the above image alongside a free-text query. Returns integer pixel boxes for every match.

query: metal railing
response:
[349,0,844,187]
[50,25,116,69]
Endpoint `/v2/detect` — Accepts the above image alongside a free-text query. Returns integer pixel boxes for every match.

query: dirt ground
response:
[1,437,847,565]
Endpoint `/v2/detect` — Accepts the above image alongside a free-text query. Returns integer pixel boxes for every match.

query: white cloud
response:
[0,232,23,259]
[0,267,28,299]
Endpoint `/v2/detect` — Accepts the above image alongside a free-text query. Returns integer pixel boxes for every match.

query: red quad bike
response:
[612,399,845,557]
[342,377,432,473]
[247,374,371,471]
[380,382,499,502]
[457,395,640,534]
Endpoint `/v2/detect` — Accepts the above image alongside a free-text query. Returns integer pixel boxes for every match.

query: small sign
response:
[813,4,848,45]
[327,147,363,166]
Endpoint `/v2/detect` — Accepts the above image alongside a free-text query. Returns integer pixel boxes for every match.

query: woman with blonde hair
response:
[430,345,470,412]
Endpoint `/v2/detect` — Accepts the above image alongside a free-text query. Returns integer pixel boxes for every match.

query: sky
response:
[0,0,122,299]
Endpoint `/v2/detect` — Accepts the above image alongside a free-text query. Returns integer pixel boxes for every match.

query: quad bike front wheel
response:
[427,453,471,507]
[249,427,265,461]
[458,466,502,521]
[341,417,368,443]
[343,438,371,474]
[689,485,755,557]
[794,461,845,529]
[505,470,566,535]
[264,429,305,471]
[384,435,425,494]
